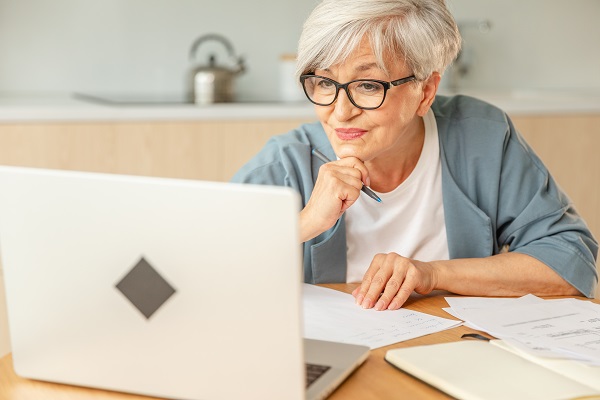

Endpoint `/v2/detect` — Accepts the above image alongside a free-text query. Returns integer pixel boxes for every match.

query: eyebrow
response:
[355,62,379,72]
[322,62,381,74]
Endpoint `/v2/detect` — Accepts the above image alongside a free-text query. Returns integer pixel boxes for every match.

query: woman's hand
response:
[300,157,370,242]
[352,253,438,310]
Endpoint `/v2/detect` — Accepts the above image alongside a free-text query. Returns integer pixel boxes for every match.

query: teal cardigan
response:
[232,95,598,297]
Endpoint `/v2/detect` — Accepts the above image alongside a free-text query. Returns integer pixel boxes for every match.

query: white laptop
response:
[0,166,368,400]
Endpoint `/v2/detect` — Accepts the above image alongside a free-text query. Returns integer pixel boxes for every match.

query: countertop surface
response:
[0,93,318,123]
[1,89,600,123]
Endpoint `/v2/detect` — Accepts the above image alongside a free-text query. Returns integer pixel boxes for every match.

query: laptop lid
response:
[0,166,309,400]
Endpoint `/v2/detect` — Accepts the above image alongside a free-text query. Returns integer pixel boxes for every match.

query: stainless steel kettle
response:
[187,34,245,105]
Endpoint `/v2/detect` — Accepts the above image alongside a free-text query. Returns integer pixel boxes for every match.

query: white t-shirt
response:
[345,110,449,283]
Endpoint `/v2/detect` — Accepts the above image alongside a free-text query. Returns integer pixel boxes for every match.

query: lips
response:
[334,128,367,140]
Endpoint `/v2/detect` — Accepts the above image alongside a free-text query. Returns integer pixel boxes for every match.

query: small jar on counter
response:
[279,54,306,103]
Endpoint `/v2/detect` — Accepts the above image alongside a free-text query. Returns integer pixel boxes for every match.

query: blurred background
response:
[0,0,598,100]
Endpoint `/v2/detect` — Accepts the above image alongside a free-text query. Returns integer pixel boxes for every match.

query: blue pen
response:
[311,148,382,203]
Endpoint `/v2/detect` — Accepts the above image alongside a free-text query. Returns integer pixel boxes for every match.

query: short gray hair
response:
[296,0,461,81]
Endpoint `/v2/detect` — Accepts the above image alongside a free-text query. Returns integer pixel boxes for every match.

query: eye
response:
[356,81,383,93]
[316,78,335,90]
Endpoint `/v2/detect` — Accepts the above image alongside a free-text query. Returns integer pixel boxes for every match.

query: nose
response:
[333,87,361,121]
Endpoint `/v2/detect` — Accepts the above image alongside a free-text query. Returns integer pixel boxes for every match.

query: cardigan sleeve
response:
[495,117,598,297]
[435,95,597,297]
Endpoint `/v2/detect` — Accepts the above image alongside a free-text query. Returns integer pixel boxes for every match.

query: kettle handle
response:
[189,33,239,63]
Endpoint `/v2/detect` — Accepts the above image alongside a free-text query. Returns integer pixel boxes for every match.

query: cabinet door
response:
[0,118,313,182]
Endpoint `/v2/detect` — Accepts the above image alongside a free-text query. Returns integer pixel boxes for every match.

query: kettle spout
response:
[234,56,246,76]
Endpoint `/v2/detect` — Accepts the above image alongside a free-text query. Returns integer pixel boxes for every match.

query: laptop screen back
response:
[0,166,305,400]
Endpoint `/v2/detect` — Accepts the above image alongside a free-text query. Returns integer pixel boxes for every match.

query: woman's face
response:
[313,38,437,164]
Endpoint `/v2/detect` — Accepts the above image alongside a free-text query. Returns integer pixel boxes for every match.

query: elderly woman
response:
[232,0,598,310]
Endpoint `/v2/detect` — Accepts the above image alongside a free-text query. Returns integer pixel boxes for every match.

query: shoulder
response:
[433,94,550,202]
[432,94,508,126]
[432,94,521,158]
[246,121,328,165]
[231,122,327,185]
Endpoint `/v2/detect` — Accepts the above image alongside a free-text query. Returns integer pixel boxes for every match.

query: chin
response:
[332,146,364,161]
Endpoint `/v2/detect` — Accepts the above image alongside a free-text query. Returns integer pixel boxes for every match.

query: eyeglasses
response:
[299,74,416,110]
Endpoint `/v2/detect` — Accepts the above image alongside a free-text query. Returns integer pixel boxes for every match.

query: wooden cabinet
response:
[0,119,313,182]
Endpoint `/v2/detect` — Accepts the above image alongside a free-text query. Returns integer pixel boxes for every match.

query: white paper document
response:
[302,284,461,349]
[445,295,600,365]
[443,294,545,330]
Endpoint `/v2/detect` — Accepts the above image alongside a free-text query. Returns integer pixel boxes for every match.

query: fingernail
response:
[366,176,371,186]
[375,299,384,311]
[388,300,397,310]
[361,299,371,309]
[355,294,364,305]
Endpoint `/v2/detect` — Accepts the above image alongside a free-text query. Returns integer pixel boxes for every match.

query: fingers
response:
[334,156,371,187]
[301,159,368,240]
[355,253,392,309]
[385,272,418,310]
[314,164,362,211]
[301,154,374,248]
[318,160,365,194]
[326,169,364,199]
[354,253,423,311]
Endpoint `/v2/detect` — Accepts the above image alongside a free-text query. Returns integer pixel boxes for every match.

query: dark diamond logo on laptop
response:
[115,257,176,319]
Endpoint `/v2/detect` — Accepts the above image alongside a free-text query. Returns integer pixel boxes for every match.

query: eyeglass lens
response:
[302,77,385,109]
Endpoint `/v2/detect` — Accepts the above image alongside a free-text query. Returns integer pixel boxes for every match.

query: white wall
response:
[0,0,599,101]
[0,0,315,101]
[446,0,600,92]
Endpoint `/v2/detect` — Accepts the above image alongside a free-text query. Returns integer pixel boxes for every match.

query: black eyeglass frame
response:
[299,74,416,110]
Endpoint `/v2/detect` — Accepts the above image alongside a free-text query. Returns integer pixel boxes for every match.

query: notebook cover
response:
[385,340,598,400]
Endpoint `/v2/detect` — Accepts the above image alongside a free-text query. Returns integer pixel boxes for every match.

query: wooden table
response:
[0,284,595,400]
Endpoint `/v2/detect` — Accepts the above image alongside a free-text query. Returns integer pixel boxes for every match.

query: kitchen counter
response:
[1,90,600,123]
[440,89,600,116]
[0,93,317,123]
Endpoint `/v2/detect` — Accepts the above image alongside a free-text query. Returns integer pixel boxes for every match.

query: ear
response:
[416,72,441,117]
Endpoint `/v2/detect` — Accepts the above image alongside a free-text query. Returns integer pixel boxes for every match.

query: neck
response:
[366,117,425,193]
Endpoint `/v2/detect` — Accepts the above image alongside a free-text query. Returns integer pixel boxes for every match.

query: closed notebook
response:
[385,340,600,400]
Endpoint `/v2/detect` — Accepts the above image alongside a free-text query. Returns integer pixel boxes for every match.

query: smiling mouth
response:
[335,128,367,140]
